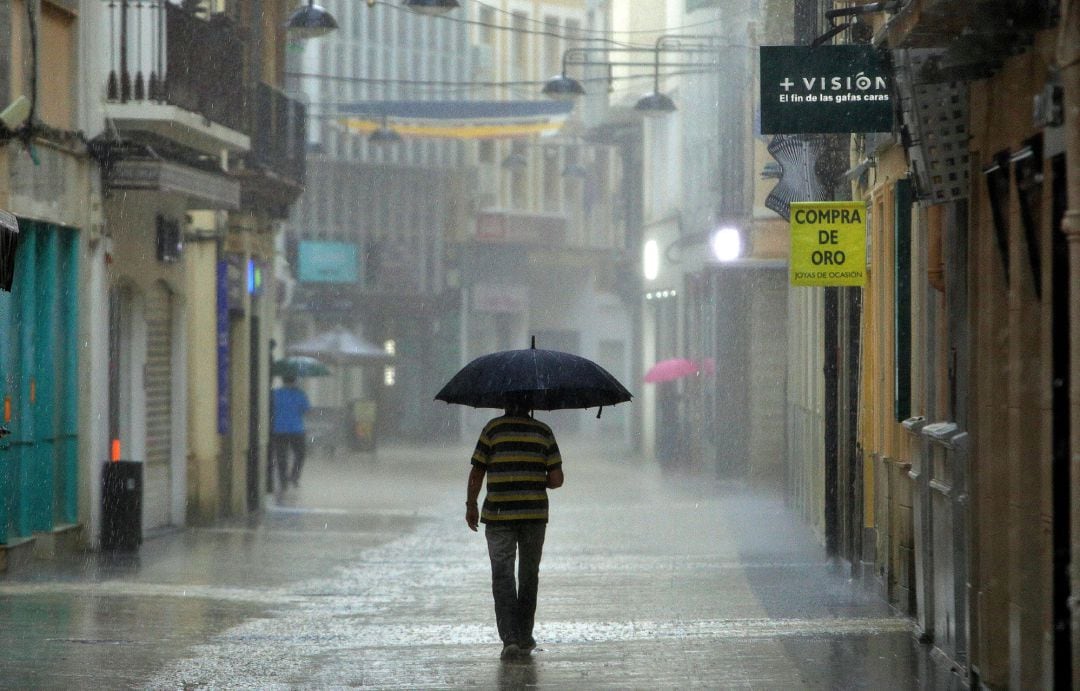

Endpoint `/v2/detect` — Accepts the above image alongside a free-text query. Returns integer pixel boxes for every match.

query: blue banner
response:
[217,259,230,436]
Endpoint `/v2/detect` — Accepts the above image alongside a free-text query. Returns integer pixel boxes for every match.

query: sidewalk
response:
[1,438,934,688]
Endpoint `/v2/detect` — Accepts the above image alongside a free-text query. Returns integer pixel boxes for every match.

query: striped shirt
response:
[471,415,562,524]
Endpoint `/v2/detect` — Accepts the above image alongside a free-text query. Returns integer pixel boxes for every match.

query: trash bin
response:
[101,461,142,551]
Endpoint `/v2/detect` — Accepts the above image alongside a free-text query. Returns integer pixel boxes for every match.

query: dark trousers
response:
[270,433,306,489]
[485,523,547,646]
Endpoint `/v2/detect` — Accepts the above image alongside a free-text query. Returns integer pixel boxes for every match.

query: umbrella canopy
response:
[287,326,393,366]
[435,346,632,411]
[272,355,331,378]
[643,358,699,383]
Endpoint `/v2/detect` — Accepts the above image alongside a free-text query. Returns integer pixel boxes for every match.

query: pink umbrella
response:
[643,358,699,383]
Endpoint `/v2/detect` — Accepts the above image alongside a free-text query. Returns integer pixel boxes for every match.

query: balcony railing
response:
[248,83,306,184]
[106,0,247,135]
[475,210,568,246]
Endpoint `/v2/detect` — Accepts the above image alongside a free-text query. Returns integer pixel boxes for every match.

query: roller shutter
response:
[143,282,173,530]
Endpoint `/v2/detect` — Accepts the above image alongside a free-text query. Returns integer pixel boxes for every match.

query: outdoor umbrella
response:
[643,357,700,383]
[287,326,393,365]
[435,340,632,415]
[271,355,331,378]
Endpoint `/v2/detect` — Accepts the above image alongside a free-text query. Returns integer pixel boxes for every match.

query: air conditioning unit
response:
[0,209,19,292]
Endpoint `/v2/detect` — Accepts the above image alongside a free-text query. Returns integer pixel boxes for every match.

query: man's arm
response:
[465,465,486,531]
[546,434,564,489]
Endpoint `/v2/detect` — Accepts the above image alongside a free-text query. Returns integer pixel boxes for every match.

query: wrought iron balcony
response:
[248,83,306,185]
[105,0,249,153]
[883,0,1058,80]
[232,83,307,215]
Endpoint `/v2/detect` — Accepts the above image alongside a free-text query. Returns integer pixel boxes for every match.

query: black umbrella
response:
[435,340,632,414]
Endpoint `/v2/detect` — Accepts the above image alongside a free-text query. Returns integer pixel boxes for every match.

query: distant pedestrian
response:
[465,401,564,660]
[271,374,311,491]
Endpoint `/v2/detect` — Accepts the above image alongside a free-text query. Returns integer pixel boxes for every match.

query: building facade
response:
[795,1,1080,686]
[457,0,632,441]
[0,0,90,558]
[607,0,786,475]
[1,0,304,568]
[283,1,472,445]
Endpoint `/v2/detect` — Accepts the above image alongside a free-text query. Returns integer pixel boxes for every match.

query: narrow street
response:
[2,439,933,689]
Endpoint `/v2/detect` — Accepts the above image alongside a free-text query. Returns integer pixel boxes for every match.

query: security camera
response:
[0,96,31,131]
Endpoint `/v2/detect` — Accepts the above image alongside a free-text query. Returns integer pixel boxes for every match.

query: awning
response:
[337,100,574,140]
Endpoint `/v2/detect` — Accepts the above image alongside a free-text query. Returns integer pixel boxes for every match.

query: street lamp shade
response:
[542,74,586,99]
[286,0,338,39]
[369,125,403,145]
[634,91,677,116]
[404,0,460,15]
[501,152,528,170]
[561,162,588,178]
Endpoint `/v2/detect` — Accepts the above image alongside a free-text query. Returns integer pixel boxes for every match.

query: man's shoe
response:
[519,638,536,654]
[500,643,520,660]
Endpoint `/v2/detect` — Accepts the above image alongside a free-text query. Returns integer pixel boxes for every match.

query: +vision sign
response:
[789,202,867,287]
[759,45,894,134]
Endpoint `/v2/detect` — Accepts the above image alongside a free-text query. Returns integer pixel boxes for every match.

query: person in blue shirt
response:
[271,374,311,490]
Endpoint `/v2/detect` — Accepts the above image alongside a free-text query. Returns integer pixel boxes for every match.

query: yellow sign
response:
[789,201,867,287]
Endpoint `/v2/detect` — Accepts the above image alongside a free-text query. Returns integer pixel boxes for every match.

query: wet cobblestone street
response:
[1,440,934,689]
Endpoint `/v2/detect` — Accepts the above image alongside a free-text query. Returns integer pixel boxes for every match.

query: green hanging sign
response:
[760,45,894,134]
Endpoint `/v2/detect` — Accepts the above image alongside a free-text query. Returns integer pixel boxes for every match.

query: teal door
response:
[0,221,79,544]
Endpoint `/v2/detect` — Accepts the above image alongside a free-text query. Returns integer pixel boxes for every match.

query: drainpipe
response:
[1057,0,1080,681]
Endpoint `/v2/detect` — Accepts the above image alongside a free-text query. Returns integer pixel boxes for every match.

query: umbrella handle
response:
[596,406,603,419]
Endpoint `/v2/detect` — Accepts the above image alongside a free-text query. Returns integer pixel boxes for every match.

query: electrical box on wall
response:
[156,214,183,263]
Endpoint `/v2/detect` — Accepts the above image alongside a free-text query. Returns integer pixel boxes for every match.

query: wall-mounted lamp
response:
[643,239,660,281]
[404,0,460,15]
[501,151,528,170]
[285,0,338,39]
[634,91,677,116]
[369,115,402,144]
[541,73,587,99]
[710,226,743,262]
[561,161,588,178]
[812,0,898,46]
[543,35,719,117]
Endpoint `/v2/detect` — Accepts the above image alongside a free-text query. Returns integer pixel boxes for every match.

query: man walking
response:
[465,401,564,660]
[270,374,311,491]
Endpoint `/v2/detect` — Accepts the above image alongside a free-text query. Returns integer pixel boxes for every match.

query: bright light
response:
[643,239,659,281]
[711,226,742,262]
[383,339,396,386]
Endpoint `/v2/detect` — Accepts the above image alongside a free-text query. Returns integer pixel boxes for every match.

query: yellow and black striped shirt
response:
[471,415,562,524]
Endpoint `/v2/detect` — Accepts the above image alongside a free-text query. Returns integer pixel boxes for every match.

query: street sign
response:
[760,45,893,134]
[297,240,360,283]
[789,201,867,287]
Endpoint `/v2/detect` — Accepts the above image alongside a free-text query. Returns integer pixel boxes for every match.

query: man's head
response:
[504,398,530,417]
[284,374,298,386]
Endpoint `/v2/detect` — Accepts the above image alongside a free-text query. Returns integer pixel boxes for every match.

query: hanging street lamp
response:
[285,0,338,39]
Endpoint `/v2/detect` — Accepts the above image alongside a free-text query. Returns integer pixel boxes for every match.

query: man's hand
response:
[466,465,485,531]
[546,467,564,489]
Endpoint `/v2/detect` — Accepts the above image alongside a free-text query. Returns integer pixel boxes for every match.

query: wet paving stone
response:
[0,440,933,688]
